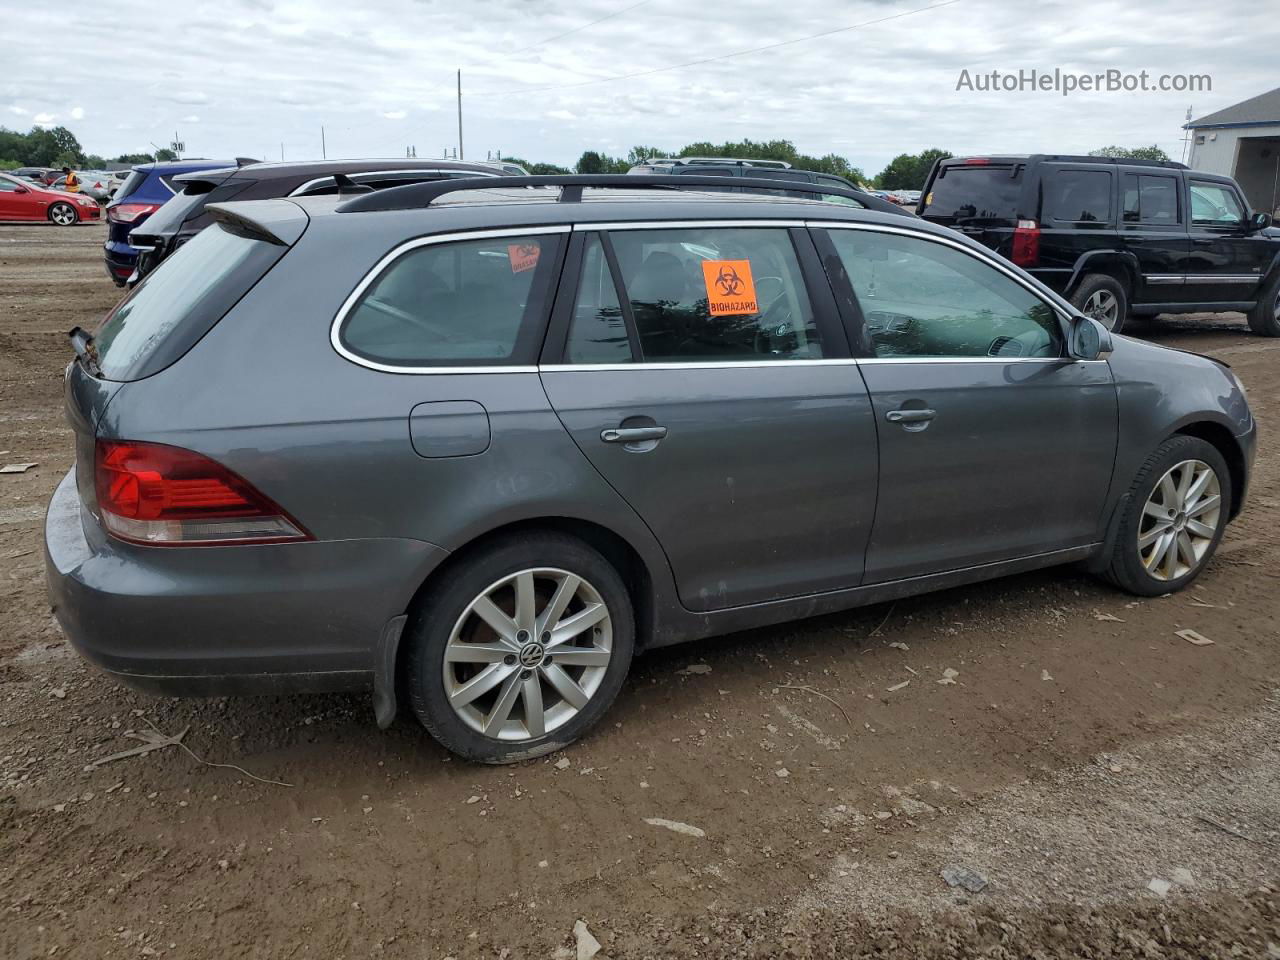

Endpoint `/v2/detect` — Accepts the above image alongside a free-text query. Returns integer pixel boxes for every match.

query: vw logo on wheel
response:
[518,642,546,668]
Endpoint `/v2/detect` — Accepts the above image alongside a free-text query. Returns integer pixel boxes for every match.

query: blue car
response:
[104,159,244,285]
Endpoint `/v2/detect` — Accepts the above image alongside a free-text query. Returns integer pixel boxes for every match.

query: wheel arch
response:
[1173,421,1246,521]
[1066,250,1139,299]
[391,517,660,708]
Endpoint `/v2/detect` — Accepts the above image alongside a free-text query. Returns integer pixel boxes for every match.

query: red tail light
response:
[963,157,991,165]
[1011,219,1040,267]
[94,440,310,546]
[108,202,160,224]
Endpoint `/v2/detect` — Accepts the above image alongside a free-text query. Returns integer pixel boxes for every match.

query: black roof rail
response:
[335,173,904,215]
[235,157,261,167]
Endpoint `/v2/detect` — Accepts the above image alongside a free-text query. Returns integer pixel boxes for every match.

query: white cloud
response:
[70,106,85,120]
[32,112,55,125]
[8,105,28,116]
[547,109,576,121]
[382,110,407,120]
[168,91,208,105]
[181,114,201,123]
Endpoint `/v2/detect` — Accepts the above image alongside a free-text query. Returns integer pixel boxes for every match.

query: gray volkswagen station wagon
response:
[45,175,1256,763]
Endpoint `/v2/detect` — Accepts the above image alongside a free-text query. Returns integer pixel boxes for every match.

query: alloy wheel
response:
[1137,459,1222,581]
[442,568,613,741]
[50,204,76,226]
[1083,289,1119,329]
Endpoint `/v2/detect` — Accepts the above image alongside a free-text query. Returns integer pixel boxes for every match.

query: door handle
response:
[885,409,936,423]
[601,426,668,443]
[1192,238,1216,245]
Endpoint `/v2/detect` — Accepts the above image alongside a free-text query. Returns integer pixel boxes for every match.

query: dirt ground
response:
[2,222,1279,960]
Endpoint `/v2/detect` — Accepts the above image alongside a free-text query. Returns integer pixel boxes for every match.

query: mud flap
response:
[372,614,407,729]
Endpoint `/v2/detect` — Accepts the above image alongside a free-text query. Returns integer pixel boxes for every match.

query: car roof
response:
[133,159,241,174]
[943,154,1190,171]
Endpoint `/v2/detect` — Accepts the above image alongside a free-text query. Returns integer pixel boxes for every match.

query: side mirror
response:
[1249,212,1273,232]
[13,186,27,194]
[1068,314,1114,360]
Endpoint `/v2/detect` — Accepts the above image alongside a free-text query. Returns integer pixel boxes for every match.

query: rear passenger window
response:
[1123,174,1180,224]
[1044,170,1112,223]
[566,236,632,363]
[339,234,559,366]
[604,227,825,362]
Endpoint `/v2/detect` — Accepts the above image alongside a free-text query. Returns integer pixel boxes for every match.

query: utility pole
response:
[280,142,284,161]
[321,126,326,159]
[457,69,464,160]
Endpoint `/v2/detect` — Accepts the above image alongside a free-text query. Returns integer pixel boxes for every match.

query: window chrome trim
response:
[330,225,571,375]
[857,356,1099,364]
[540,359,860,372]
[1143,274,1184,284]
[576,219,807,232]
[289,168,499,196]
[1183,275,1262,283]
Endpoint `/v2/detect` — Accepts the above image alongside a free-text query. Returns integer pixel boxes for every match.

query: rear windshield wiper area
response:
[68,326,102,376]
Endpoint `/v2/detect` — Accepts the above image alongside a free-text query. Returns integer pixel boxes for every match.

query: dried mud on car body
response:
[1,224,1279,959]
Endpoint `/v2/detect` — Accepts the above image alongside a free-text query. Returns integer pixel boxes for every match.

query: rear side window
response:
[1122,174,1180,224]
[566,236,632,364]
[600,227,825,362]
[94,224,286,381]
[111,170,146,202]
[1044,169,1112,223]
[1189,181,1246,226]
[920,165,1021,225]
[338,234,561,367]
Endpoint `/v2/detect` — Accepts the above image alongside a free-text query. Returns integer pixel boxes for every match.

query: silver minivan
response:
[46,175,1255,762]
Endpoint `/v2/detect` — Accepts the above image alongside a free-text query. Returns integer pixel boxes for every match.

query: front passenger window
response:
[827,230,1062,359]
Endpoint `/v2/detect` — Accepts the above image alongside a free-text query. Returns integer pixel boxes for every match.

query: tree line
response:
[0,125,176,170]
[3,123,1173,190]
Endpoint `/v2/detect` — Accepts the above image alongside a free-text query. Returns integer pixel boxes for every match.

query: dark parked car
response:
[628,157,890,209]
[918,154,1280,335]
[9,166,56,183]
[47,175,1254,763]
[104,159,252,284]
[128,158,509,283]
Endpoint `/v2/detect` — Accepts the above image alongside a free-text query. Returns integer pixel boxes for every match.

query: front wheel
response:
[405,533,635,763]
[48,202,78,226]
[1247,273,1280,337]
[1071,274,1129,335]
[1103,435,1231,596]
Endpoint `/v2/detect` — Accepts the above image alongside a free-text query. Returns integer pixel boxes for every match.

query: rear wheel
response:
[1246,273,1280,337]
[1103,435,1231,596]
[405,533,635,763]
[1071,274,1129,334]
[48,202,78,226]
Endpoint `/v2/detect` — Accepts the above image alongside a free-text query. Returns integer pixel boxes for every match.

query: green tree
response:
[115,152,155,164]
[502,157,571,175]
[574,150,627,174]
[875,148,951,190]
[1088,145,1171,162]
[154,147,178,162]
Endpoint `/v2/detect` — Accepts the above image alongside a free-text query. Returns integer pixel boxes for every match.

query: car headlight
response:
[75,196,96,206]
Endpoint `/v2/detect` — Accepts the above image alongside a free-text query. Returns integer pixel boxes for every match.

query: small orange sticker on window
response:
[700,259,758,315]
[508,242,541,273]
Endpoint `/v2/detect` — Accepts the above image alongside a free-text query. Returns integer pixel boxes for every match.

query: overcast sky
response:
[4,0,1277,175]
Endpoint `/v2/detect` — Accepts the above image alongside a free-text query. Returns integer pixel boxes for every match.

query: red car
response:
[0,172,102,225]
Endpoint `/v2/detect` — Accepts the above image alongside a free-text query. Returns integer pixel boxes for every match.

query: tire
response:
[1103,435,1232,596]
[1246,273,1280,337]
[1070,274,1129,334]
[47,202,78,227]
[405,533,635,763]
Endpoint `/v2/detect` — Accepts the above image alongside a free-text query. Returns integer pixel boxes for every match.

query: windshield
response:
[921,165,1022,225]
[93,223,287,380]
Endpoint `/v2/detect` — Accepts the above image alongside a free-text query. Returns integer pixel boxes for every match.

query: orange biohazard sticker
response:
[700,259,758,315]
[507,242,541,273]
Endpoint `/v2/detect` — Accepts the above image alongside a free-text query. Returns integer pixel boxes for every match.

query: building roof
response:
[1186,86,1280,129]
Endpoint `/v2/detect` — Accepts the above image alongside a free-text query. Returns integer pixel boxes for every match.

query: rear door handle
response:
[601,426,668,443]
[885,409,936,423]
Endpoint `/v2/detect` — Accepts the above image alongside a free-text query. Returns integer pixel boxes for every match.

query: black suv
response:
[127,158,513,282]
[918,155,1280,336]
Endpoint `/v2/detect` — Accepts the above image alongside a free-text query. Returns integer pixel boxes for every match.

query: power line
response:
[502,0,654,58]
[476,0,964,97]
